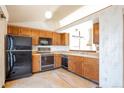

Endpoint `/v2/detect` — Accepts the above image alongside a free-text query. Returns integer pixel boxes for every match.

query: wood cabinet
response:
[39,30,53,38]
[32,54,41,73]
[7,25,70,46]
[52,32,61,45]
[83,57,99,81]
[68,55,83,76]
[60,33,69,45]
[31,30,40,45]
[19,27,32,36]
[7,25,20,35]
[68,55,99,82]
[44,31,53,38]
[54,54,61,68]
[93,23,99,44]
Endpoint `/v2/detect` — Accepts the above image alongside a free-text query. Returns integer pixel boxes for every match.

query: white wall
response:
[99,6,124,87]
[0,18,7,88]
[0,5,8,88]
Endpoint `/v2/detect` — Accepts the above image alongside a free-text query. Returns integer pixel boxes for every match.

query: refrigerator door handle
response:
[13,54,16,63]
[10,36,14,50]
[9,52,14,72]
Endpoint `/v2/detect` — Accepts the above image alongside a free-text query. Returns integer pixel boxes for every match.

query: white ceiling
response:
[6,5,60,22]
[6,5,82,23]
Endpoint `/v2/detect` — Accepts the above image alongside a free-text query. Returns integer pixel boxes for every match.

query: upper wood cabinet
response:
[83,57,99,82]
[39,30,53,38]
[31,30,40,45]
[19,27,32,36]
[52,32,61,45]
[7,25,70,46]
[54,54,61,68]
[60,33,69,45]
[7,25,20,35]
[44,31,53,38]
[93,23,99,44]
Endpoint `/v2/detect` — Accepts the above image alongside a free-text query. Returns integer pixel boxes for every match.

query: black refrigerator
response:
[6,35,32,81]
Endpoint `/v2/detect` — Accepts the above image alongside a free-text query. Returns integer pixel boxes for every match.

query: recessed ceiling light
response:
[45,11,52,19]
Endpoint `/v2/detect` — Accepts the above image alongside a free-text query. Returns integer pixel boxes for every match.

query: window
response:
[61,21,96,50]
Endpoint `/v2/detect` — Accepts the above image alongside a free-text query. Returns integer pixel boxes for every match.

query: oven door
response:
[41,54,54,71]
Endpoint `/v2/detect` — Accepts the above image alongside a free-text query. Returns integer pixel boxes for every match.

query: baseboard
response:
[2,84,5,88]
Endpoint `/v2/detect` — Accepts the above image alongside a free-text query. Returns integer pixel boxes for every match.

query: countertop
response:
[33,51,99,59]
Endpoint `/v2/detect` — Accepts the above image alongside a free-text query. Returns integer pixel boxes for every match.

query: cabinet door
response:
[60,33,69,45]
[75,61,83,76]
[7,25,20,35]
[19,27,32,36]
[52,32,61,45]
[68,55,76,73]
[45,31,53,38]
[68,55,84,75]
[54,54,61,68]
[32,36,39,45]
[32,30,40,45]
[39,30,46,37]
[93,23,99,44]
[68,61,76,73]
[83,57,99,81]
[39,30,53,38]
[32,54,41,73]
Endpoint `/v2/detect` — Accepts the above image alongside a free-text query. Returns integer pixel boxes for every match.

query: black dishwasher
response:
[61,55,68,69]
[41,54,54,71]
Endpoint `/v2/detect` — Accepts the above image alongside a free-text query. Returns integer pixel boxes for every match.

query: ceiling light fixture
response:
[45,11,52,19]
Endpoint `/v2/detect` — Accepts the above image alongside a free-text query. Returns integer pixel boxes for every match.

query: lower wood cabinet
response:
[68,60,76,73]
[68,55,99,82]
[54,54,61,68]
[68,55,83,76]
[32,54,41,73]
[83,57,99,81]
